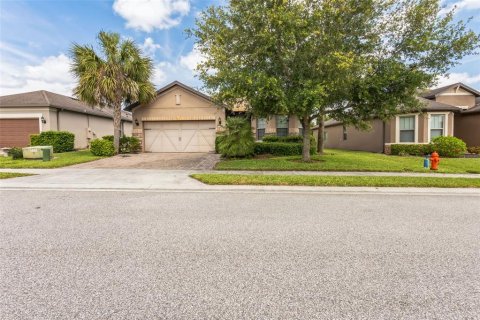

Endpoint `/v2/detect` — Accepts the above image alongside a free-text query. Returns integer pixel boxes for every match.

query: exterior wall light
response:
[41,116,46,124]
[218,117,222,126]
[135,118,139,126]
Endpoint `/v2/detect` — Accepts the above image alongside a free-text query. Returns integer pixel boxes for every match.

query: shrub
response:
[262,134,315,144]
[215,135,225,154]
[8,147,23,160]
[431,136,467,158]
[90,139,115,156]
[120,136,141,153]
[101,135,140,153]
[254,142,316,156]
[30,131,75,153]
[218,117,255,158]
[102,135,114,141]
[390,144,433,156]
[467,146,480,154]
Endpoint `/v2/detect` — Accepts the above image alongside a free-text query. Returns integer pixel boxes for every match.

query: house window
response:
[430,114,445,140]
[399,115,415,142]
[276,115,289,137]
[343,126,347,141]
[257,118,266,140]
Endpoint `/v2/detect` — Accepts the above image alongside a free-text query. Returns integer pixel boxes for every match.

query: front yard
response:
[0,150,104,169]
[215,149,480,174]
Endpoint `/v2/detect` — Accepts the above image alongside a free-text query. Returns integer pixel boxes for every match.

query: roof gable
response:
[125,81,212,111]
[421,82,480,99]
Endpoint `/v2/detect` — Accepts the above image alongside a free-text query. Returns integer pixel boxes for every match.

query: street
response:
[1,190,479,319]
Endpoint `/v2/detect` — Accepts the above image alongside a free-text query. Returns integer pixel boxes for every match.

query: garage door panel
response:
[0,118,40,147]
[144,120,215,153]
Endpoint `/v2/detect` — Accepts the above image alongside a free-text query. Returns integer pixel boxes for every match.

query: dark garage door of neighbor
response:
[0,118,40,147]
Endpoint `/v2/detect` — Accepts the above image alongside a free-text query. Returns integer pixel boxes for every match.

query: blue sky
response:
[0,0,479,97]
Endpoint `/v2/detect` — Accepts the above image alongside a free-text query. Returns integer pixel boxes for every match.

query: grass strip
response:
[0,172,35,179]
[0,150,104,169]
[191,174,480,188]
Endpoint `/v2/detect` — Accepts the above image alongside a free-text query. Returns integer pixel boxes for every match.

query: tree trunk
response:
[301,116,311,162]
[317,114,325,154]
[113,104,122,154]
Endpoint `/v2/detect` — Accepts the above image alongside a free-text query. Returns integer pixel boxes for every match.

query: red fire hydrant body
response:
[430,151,440,170]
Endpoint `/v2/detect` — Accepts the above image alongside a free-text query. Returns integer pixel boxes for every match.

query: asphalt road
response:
[1,190,479,319]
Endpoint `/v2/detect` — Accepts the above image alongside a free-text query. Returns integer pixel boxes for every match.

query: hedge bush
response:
[101,135,141,153]
[262,134,316,144]
[254,142,316,156]
[8,147,23,159]
[90,139,115,156]
[390,144,433,156]
[467,146,480,154]
[431,136,467,158]
[390,136,467,157]
[30,131,75,153]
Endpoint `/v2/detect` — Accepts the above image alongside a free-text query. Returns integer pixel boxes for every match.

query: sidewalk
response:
[1,168,479,195]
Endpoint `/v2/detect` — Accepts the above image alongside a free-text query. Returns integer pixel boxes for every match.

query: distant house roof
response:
[421,82,480,99]
[0,90,132,121]
[125,81,213,111]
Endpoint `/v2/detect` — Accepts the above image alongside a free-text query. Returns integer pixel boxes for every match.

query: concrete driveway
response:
[71,152,220,170]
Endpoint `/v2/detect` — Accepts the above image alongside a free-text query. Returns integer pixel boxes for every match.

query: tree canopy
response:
[189,0,480,160]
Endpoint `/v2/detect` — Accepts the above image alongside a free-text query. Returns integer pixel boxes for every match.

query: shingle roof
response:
[421,82,480,99]
[0,90,132,121]
[125,81,212,111]
[418,97,462,112]
[462,104,480,114]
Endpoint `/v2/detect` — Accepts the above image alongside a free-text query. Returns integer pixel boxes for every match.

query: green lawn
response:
[192,174,480,188]
[0,150,105,169]
[0,172,35,179]
[215,149,480,174]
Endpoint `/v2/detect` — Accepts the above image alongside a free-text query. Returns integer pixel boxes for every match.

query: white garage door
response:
[144,121,216,153]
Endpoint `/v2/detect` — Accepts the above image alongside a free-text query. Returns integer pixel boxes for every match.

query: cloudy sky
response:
[0,0,479,97]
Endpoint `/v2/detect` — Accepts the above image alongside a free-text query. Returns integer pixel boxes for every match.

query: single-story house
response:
[125,81,226,153]
[313,82,480,153]
[0,90,132,149]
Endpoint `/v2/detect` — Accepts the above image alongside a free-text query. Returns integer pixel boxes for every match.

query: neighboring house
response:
[313,83,480,153]
[0,90,132,149]
[125,81,226,153]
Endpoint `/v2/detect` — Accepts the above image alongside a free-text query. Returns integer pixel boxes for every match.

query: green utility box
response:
[41,148,51,161]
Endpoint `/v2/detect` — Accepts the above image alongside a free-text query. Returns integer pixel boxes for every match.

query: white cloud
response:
[435,72,480,87]
[179,45,205,72]
[152,62,169,85]
[113,0,190,32]
[0,54,75,96]
[439,0,480,15]
[140,37,161,57]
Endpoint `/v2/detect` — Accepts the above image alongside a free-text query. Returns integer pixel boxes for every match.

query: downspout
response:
[382,121,386,153]
[57,109,61,130]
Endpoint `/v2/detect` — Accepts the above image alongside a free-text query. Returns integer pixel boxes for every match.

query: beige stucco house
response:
[125,81,226,153]
[0,90,132,149]
[314,83,480,153]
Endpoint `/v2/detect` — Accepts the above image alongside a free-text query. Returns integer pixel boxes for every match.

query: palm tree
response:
[70,31,156,154]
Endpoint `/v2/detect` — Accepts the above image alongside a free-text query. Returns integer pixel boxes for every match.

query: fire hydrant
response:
[430,151,440,170]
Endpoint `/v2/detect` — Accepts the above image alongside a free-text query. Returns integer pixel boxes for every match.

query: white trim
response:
[395,113,418,144]
[0,113,44,132]
[436,92,473,96]
[427,112,449,143]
